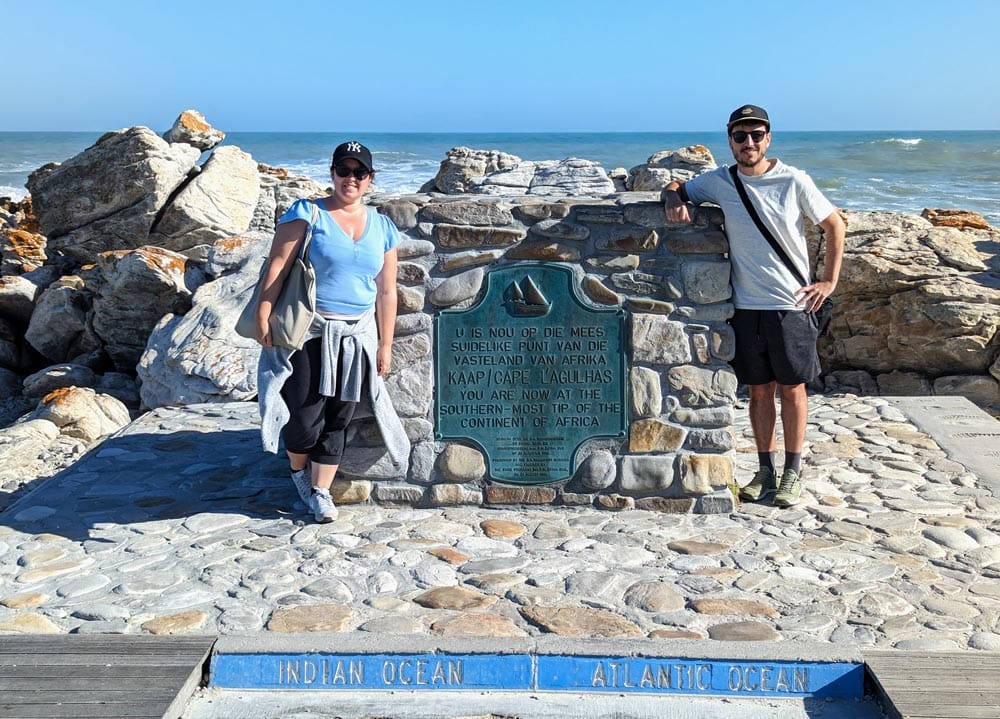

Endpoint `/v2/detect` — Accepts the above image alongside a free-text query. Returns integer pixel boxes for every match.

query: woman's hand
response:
[376,343,392,376]
[254,313,272,348]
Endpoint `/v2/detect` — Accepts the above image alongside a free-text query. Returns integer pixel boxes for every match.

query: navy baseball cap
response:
[727,104,770,130]
[332,141,373,171]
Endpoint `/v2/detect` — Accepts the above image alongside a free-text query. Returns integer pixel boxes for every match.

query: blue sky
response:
[3,0,999,132]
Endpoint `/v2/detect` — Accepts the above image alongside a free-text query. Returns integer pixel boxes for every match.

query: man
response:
[664,104,844,507]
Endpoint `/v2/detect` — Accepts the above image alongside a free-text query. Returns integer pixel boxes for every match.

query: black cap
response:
[332,141,373,171]
[727,104,770,130]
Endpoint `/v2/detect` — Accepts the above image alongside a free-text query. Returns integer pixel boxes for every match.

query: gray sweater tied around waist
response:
[257,308,410,471]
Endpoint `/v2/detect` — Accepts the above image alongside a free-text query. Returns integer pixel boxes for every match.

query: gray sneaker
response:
[290,467,312,506]
[774,469,802,508]
[739,467,777,502]
[309,488,338,523]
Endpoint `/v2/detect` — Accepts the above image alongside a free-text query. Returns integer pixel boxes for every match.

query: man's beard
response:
[735,149,765,169]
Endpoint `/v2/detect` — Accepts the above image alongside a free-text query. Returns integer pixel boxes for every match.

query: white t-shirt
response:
[684,160,835,310]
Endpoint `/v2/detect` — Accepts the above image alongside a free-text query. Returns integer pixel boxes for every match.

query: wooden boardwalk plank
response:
[865,650,1000,719]
[0,635,216,719]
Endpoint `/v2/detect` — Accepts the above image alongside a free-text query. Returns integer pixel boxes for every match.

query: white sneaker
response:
[309,488,338,523]
[290,467,312,506]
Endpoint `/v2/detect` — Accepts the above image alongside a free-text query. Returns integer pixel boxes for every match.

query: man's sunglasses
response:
[334,163,372,180]
[730,129,768,143]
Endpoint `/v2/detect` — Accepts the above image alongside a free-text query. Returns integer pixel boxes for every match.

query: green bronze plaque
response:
[435,263,627,485]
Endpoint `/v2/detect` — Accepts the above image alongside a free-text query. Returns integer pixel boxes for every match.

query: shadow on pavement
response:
[0,428,295,541]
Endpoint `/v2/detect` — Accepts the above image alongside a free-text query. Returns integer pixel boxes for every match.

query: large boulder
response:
[821,211,1000,399]
[92,246,206,372]
[24,275,102,364]
[0,264,63,324]
[26,126,200,263]
[149,145,260,252]
[528,158,615,196]
[32,386,131,443]
[137,232,270,408]
[628,146,717,192]
[426,147,522,194]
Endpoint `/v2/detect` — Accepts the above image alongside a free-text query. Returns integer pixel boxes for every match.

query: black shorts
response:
[730,309,820,386]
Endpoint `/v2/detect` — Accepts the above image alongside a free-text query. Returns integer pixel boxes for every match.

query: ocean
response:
[2,130,999,226]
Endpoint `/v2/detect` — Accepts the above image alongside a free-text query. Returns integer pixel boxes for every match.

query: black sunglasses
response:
[730,129,768,143]
[334,163,372,180]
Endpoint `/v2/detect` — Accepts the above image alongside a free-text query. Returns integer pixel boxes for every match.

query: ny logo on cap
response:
[347,141,362,152]
[741,107,754,115]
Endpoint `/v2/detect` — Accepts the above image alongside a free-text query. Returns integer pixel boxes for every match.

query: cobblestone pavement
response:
[1,395,999,650]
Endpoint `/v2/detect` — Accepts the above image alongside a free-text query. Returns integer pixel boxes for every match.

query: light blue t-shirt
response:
[684,160,835,310]
[278,198,401,316]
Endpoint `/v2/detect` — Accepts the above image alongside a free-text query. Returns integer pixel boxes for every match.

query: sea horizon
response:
[3,129,999,226]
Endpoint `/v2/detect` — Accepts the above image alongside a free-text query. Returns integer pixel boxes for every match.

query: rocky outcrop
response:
[27,127,201,263]
[3,111,318,384]
[818,211,1000,412]
[627,145,717,192]
[149,145,260,252]
[424,148,616,197]
[423,147,522,194]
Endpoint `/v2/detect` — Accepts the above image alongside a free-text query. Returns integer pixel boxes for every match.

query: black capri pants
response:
[280,336,361,465]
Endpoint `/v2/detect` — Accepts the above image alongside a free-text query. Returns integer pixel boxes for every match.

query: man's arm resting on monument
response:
[663,181,691,222]
[796,209,846,312]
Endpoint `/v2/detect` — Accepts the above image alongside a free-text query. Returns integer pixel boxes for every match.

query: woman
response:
[254,141,409,523]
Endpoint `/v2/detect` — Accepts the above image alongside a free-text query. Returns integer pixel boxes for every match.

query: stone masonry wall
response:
[341,191,739,514]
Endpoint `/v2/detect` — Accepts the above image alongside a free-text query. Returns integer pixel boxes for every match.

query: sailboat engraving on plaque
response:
[506,276,551,317]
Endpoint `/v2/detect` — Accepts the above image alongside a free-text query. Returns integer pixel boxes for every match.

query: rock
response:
[528,158,616,196]
[519,606,643,638]
[26,126,201,263]
[24,275,101,364]
[707,621,781,641]
[163,110,225,150]
[0,265,62,324]
[431,147,522,194]
[689,598,779,618]
[414,586,496,610]
[922,208,991,231]
[0,317,31,372]
[933,375,1000,411]
[473,162,537,195]
[480,519,525,539]
[150,146,260,251]
[575,449,617,491]
[251,169,326,235]
[137,236,268,408]
[267,604,353,632]
[142,610,207,635]
[32,386,131,443]
[1,226,47,274]
[22,364,97,397]
[92,246,205,372]
[823,211,1000,382]
[628,146,717,192]
[431,613,527,637]
[0,612,61,634]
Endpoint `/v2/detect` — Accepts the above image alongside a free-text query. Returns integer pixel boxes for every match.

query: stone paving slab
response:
[886,396,1000,498]
[0,395,999,655]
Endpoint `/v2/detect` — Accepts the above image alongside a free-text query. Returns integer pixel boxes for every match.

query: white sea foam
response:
[878,138,923,145]
[0,185,27,200]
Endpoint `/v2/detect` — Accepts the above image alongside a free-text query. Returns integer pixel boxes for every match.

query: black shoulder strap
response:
[728,165,808,287]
